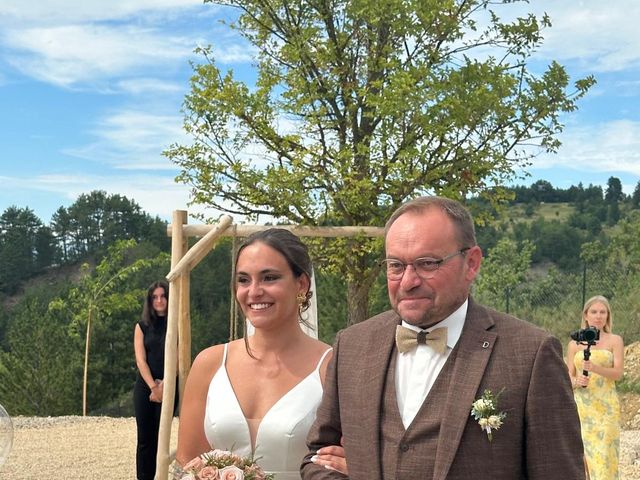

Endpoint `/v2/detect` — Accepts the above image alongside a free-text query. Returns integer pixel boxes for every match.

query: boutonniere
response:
[470,388,506,442]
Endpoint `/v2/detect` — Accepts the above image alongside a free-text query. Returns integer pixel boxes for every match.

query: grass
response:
[618,376,640,395]
[503,202,576,224]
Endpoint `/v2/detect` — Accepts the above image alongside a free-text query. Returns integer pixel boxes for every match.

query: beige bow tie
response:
[395,325,448,354]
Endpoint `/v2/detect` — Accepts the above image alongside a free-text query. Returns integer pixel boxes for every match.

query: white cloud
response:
[214,43,257,64]
[0,0,206,25]
[63,108,189,170]
[0,1,252,91]
[117,78,186,95]
[532,119,640,176]
[531,2,640,73]
[2,24,195,87]
[0,172,211,221]
[612,79,640,98]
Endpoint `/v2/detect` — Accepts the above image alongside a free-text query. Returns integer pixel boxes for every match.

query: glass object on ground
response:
[0,403,13,466]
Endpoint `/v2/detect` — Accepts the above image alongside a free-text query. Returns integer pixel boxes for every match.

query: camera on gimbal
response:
[570,326,600,388]
[570,326,600,344]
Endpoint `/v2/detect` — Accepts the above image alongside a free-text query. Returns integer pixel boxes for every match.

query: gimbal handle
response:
[581,345,592,388]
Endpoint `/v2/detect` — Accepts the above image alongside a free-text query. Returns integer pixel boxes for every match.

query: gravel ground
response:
[0,416,639,479]
[0,416,178,479]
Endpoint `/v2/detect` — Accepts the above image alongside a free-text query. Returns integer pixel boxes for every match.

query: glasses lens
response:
[384,260,405,279]
[414,258,440,275]
[383,250,466,280]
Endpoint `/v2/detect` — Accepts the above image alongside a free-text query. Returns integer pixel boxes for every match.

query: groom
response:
[301,196,585,479]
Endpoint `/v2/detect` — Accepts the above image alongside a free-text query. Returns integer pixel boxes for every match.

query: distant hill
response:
[2,261,87,310]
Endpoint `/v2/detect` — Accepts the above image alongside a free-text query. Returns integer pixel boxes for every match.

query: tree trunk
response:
[82,307,92,416]
[346,264,381,325]
[346,279,369,325]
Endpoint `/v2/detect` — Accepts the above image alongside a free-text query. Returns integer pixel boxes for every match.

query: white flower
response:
[488,415,503,429]
[473,398,492,410]
[470,388,507,442]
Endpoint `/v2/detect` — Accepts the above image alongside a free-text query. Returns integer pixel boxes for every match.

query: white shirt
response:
[395,299,468,429]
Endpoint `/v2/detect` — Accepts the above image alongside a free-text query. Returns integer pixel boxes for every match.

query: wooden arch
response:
[156,210,384,478]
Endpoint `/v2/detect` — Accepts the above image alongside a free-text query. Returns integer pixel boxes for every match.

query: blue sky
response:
[1,1,639,225]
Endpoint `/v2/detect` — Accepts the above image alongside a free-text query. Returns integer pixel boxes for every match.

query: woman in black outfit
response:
[134,280,175,480]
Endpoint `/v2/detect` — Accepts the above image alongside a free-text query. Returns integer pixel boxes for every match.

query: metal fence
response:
[473,264,640,347]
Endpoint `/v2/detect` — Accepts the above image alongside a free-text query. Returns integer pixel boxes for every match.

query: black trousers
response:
[133,378,178,480]
[134,378,162,480]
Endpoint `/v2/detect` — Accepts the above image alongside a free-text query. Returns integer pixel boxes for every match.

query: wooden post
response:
[165,215,234,282]
[178,220,190,407]
[156,210,186,479]
[168,223,384,239]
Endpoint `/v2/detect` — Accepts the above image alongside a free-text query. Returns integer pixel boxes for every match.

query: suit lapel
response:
[433,301,497,480]
[358,313,399,478]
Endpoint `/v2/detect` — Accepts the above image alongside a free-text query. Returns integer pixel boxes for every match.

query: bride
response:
[175,228,346,478]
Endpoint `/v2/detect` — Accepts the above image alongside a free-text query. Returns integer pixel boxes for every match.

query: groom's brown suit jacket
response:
[301,298,585,479]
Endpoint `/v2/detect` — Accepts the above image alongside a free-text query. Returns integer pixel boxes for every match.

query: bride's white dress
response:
[204,344,332,480]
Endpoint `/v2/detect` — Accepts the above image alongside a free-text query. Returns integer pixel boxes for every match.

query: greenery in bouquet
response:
[178,449,274,480]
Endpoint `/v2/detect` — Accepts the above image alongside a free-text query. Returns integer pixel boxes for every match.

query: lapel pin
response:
[482,341,490,348]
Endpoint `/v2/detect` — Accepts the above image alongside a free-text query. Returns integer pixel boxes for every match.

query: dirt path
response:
[0,416,639,479]
[0,416,177,479]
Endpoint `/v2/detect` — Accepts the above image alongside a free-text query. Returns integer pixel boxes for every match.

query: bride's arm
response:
[175,345,223,466]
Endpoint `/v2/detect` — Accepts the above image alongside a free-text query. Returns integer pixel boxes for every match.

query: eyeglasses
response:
[381,248,470,281]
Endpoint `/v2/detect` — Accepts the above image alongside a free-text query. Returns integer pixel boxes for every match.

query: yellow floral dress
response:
[573,349,620,479]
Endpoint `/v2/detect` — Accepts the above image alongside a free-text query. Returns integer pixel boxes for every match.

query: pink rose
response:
[184,456,205,472]
[219,465,244,480]
[180,474,197,480]
[243,464,266,480]
[199,465,220,479]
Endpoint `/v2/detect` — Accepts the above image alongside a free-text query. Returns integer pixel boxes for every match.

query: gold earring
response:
[296,293,306,305]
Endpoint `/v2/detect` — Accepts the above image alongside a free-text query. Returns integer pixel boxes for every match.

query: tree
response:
[475,238,535,312]
[34,226,57,270]
[0,291,81,415]
[631,181,640,208]
[166,0,594,323]
[51,206,72,263]
[607,201,620,226]
[49,239,169,415]
[605,176,624,203]
[530,180,556,202]
[604,211,640,274]
[0,206,50,293]
[514,218,584,270]
[52,191,168,263]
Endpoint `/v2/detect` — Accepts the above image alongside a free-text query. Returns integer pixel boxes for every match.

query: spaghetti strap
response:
[221,343,229,366]
[314,347,333,372]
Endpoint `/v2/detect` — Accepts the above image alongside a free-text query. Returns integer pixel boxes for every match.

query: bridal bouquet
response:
[176,449,274,480]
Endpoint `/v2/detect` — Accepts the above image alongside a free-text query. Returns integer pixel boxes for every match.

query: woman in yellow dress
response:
[566,295,624,480]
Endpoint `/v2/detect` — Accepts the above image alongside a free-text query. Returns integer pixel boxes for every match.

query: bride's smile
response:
[236,242,306,330]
